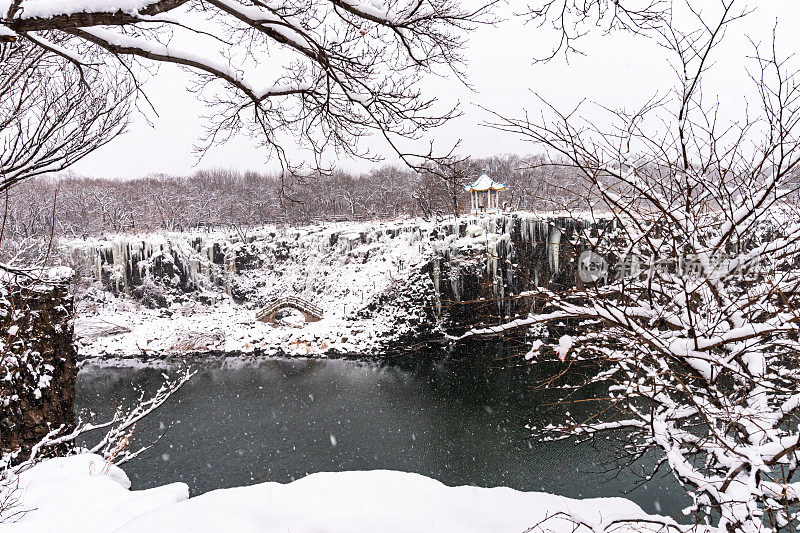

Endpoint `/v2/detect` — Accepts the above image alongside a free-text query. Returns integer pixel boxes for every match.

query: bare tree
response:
[0,34,131,280]
[0,37,131,194]
[463,2,800,532]
[421,156,475,220]
[522,0,669,61]
[2,154,590,237]
[1,0,498,175]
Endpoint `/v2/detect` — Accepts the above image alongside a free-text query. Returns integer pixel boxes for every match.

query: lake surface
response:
[76,352,687,517]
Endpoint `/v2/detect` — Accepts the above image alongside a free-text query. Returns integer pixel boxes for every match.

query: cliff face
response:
[67,235,237,296]
[422,214,583,334]
[65,213,588,358]
[1,276,77,463]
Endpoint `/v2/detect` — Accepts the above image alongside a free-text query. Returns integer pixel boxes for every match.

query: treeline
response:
[0,154,582,243]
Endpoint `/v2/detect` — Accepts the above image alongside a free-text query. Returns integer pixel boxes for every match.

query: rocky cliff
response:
[65,213,587,359]
[1,273,77,463]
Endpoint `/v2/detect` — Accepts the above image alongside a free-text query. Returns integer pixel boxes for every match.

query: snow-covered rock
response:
[4,454,655,533]
[0,279,77,463]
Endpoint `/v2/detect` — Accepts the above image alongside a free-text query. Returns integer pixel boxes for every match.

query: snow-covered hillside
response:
[5,453,666,533]
[64,214,572,360]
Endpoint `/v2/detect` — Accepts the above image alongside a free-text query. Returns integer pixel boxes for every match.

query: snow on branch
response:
[3,368,194,474]
[465,4,800,532]
[0,0,497,173]
[0,35,132,192]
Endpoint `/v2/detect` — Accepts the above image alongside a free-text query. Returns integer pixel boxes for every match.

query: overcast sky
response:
[69,2,800,180]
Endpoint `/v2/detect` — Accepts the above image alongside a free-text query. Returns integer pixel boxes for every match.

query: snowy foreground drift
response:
[7,454,658,533]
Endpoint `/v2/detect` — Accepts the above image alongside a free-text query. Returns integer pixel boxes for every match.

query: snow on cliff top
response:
[5,453,659,533]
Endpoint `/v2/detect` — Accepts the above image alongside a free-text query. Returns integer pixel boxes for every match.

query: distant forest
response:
[1,154,582,242]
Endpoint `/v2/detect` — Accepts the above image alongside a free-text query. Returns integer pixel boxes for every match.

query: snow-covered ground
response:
[75,283,412,359]
[4,453,664,533]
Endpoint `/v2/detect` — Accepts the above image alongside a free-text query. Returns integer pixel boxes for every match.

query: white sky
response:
[70,2,800,179]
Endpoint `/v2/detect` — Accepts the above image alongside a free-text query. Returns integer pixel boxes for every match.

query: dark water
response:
[76,353,688,517]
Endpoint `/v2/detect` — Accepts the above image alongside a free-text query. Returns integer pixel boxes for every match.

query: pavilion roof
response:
[464,171,505,192]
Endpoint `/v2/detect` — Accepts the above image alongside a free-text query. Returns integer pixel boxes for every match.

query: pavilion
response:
[464,170,506,214]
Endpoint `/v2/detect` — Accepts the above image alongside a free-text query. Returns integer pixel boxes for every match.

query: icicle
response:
[432,258,442,316]
[548,226,562,272]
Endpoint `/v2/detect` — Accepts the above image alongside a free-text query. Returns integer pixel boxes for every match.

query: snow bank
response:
[5,454,653,533]
[3,454,188,533]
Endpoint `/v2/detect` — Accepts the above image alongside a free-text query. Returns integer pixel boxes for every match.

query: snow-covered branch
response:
[471,4,800,532]
[0,37,131,193]
[3,368,194,474]
[0,0,497,173]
